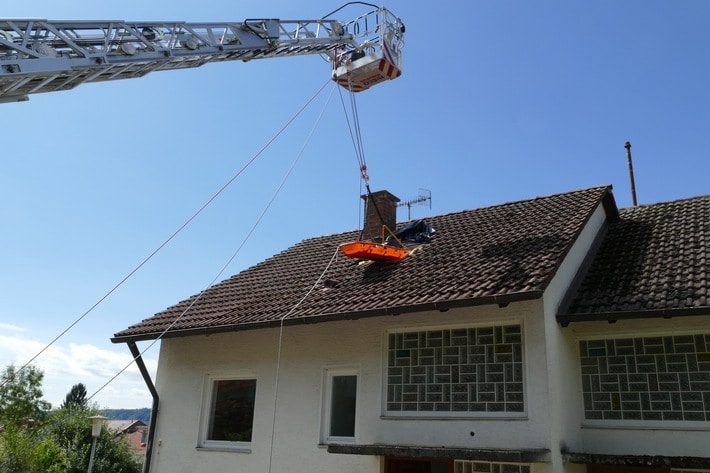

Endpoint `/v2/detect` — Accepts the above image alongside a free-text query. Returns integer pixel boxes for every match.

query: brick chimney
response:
[361,190,399,241]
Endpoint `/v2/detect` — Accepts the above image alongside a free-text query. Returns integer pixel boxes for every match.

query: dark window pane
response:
[330,375,357,437]
[208,379,256,442]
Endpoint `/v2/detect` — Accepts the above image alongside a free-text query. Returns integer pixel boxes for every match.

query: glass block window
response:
[455,461,530,473]
[580,334,710,421]
[386,324,524,414]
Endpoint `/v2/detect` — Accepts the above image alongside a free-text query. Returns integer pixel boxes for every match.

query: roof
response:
[112,186,615,343]
[558,194,710,324]
[107,419,146,433]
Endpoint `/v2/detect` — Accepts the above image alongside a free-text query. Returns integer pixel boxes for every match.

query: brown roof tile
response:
[113,186,614,342]
[558,194,710,323]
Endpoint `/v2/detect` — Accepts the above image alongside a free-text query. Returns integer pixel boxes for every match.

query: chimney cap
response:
[361,189,401,203]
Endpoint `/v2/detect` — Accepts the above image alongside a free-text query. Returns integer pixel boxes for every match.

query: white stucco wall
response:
[149,300,554,473]
[540,202,609,471]
[540,202,710,462]
[144,199,710,473]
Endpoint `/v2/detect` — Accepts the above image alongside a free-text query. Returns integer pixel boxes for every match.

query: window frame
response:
[198,372,258,452]
[321,367,360,444]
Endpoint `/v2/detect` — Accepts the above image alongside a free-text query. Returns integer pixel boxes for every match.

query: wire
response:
[337,78,383,239]
[267,246,340,473]
[0,79,332,392]
[0,79,335,470]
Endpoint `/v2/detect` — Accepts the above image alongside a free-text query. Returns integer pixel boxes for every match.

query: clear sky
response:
[1,0,708,409]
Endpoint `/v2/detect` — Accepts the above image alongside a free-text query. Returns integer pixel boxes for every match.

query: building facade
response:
[113,187,710,473]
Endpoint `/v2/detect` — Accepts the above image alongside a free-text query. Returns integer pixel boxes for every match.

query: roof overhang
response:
[327,444,551,463]
[557,307,710,327]
[563,451,710,469]
[112,290,544,344]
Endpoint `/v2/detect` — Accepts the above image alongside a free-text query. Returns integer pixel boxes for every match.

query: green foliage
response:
[0,424,65,473]
[60,383,88,410]
[0,364,143,473]
[0,364,51,427]
[51,405,142,473]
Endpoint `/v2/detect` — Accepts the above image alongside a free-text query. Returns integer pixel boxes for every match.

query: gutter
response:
[127,341,159,473]
[557,307,710,327]
[112,290,545,344]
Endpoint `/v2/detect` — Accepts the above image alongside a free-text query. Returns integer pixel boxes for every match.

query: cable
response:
[1,79,335,470]
[267,246,340,473]
[0,79,332,391]
[337,83,369,232]
[337,79,385,241]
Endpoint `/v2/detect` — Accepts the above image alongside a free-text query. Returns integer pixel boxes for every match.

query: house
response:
[112,186,710,473]
[106,419,147,458]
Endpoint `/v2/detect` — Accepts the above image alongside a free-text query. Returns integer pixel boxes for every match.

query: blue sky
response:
[1,0,708,408]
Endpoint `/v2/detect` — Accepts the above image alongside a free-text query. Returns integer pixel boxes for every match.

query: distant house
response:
[107,419,147,457]
[112,186,710,473]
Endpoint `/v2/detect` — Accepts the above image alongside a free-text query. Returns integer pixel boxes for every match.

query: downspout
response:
[127,341,159,473]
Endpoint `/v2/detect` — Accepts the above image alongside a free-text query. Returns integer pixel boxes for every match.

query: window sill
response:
[581,420,710,431]
[196,444,252,453]
[381,413,528,421]
[321,436,357,445]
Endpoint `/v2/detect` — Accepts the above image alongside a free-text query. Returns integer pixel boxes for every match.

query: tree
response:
[0,365,142,472]
[61,383,88,410]
[0,424,64,473]
[0,364,62,472]
[51,405,142,473]
[0,364,51,428]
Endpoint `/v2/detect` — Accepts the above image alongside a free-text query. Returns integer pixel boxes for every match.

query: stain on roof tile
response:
[559,194,709,323]
[113,186,614,342]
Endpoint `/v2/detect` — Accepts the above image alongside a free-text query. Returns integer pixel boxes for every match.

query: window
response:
[386,324,524,416]
[580,334,710,422]
[323,369,358,442]
[385,457,453,473]
[200,375,257,449]
[454,460,529,473]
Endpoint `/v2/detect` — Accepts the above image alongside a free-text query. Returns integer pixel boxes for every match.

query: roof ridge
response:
[619,193,710,211]
[299,185,614,243]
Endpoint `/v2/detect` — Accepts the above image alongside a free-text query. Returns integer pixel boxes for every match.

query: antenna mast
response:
[624,141,638,206]
[398,188,432,219]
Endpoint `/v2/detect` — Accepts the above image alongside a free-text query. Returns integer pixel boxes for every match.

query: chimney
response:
[361,190,400,241]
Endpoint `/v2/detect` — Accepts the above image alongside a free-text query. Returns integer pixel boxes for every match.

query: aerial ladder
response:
[0,4,404,103]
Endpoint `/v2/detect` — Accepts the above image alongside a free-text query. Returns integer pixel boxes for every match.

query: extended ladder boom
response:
[0,5,404,103]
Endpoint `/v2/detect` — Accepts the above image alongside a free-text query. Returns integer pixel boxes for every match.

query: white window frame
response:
[321,368,359,444]
[198,372,258,452]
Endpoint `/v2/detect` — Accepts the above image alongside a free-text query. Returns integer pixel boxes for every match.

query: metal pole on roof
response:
[624,141,638,206]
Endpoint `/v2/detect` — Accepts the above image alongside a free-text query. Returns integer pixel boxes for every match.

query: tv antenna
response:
[398,188,432,219]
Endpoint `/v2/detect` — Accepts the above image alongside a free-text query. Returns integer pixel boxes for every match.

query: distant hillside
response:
[102,408,151,424]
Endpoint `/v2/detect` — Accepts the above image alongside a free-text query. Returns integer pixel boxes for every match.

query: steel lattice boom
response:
[0,6,404,103]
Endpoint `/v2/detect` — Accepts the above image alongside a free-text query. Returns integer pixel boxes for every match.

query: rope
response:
[267,246,340,473]
[0,79,334,470]
[337,77,383,240]
[0,78,332,392]
[339,77,389,241]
